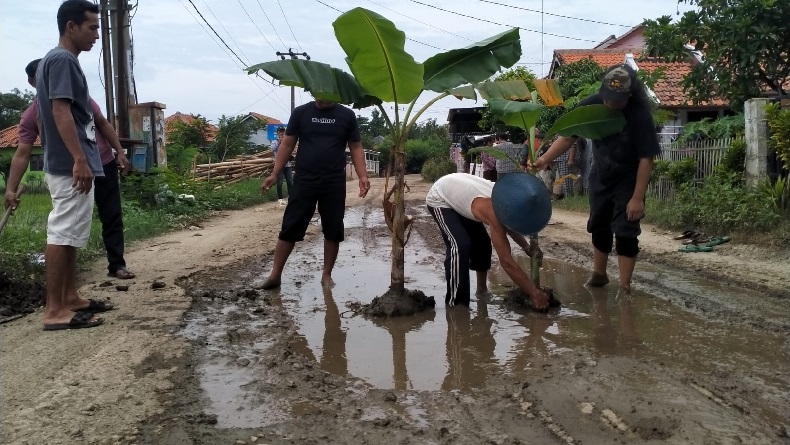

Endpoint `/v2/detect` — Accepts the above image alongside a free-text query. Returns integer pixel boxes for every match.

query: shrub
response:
[713,139,746,179]
[166,144,202,175]
[420,157,457,182]
[667,156,697,185]
[765,102,790,172]
[405,138,447,174]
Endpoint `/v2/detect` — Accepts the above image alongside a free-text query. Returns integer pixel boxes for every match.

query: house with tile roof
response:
[549,25,732,144]
[0,124,45,186]
[242,112,284,147]
[164,111,219,145]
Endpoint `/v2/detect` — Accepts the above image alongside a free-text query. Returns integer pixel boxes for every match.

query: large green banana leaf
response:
[488,99,543,130]
[247,59,374,106]
[423,28,521,93]
[476,80,532,101]
[543,104,627,140]
[449,85,477,100]
[333,8,423,104]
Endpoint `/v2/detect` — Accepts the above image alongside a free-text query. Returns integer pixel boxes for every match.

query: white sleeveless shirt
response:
[425,173,494,221]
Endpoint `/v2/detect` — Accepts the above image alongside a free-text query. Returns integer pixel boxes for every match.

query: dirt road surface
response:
[2,175,788,445]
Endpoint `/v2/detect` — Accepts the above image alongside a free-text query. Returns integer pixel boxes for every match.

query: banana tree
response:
[248,8,526,299]
[472,80,626,287]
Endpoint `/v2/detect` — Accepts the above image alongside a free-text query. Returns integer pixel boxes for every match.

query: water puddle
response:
[183,207,789,429]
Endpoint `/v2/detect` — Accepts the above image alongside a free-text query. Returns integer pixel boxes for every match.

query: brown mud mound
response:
[0,271,45,321]
[503,287,561,312]
[351,288,436,317]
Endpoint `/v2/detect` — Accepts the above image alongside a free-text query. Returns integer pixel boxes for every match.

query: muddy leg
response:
[474,270,489,297]
[585,248,610,287]
[261,240,296,289]
[43,245,98,325]
[321,239,339,287]
[617,255,636,292]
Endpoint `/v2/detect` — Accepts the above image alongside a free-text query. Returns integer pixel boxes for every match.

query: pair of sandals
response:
[42,299,116,331]
[675,231,732,253]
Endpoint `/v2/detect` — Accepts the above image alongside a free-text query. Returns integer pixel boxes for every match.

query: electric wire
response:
[276,0,303,52]
[236,0,277,52]
[255,0,288,47]
[477,0,632,27]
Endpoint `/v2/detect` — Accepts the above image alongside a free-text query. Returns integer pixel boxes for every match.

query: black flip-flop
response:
[43,311,104,331]
[673,230,697,240]
[82,298,115,313]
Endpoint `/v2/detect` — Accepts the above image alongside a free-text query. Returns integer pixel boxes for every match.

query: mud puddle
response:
[177,207,789,442]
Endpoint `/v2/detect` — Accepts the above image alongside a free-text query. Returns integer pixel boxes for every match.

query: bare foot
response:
[321,276,335,288]
[474,289,493,300]
[259,276,281,290]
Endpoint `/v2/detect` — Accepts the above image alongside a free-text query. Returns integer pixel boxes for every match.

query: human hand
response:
[358,176,371,197]
[117,153,131,175]
[524,242,544,261]
[261,174,277,194]
[72,160,94,194]
[4,190,19,211]
[530,287,549,311]
[626,198,645,221]
[528,156,549,171]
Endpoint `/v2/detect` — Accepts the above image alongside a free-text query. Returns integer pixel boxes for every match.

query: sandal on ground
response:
[82,298,115,313]
[678,244,714,253]
[673,229,697,240]
[108,268,136,279]
[682,233,709,245]
[43,311,104,331]
[702,235,732,247]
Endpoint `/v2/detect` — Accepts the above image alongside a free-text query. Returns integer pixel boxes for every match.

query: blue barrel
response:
[491,172,552,235]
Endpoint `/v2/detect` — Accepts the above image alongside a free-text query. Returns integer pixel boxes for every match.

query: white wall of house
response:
[248,128,272,147]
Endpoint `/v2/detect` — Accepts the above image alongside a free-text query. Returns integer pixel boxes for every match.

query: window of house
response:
[29,154,44,171]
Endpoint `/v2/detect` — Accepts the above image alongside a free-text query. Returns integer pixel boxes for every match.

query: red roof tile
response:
[637,61,728,107]
[164,112,218,143]
[248,112,283,125]
[555,49,641,67]
[0,124,41,148]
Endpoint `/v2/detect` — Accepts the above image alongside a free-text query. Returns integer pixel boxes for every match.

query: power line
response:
[276,0,303,52]
[202,0,252,63]
[236,0,277,52]
[186,0,251,67]
[364,0,471,42]
[477,0,631,27]
[255,0,288,47]
[313,0,446,50]
[406,0,598,43]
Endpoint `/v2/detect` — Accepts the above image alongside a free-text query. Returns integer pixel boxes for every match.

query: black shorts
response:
[279,177,346,242]
[587,170,641,239]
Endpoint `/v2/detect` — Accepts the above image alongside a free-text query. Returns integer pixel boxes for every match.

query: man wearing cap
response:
[270,126,293,206]
[532,64,660,294]
[426,173,549,310]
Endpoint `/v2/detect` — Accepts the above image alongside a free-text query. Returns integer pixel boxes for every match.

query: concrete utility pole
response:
[276,49,310,112]
[100,0,115,128]
[111,0,134,139]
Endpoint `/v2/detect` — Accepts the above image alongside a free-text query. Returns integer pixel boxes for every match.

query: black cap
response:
[276,126,285,133]
[599,64,636,102]
[25,59,41,80]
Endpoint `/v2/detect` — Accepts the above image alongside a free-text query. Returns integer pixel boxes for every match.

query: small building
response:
[241,112,283,147]
[446,107,487,142]
[0,124,45,187]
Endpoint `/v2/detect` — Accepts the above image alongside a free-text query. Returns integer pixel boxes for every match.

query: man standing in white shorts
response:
[33,1,110,330]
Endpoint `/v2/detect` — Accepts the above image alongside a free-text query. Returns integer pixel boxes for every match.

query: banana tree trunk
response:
[390,142,407,294]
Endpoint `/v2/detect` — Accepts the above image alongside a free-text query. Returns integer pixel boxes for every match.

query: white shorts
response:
[45,173,94,247]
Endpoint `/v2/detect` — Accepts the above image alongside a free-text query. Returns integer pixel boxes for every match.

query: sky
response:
[0,0,693,126]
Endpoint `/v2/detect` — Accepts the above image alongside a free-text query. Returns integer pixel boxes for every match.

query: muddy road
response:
[1,175,788,445]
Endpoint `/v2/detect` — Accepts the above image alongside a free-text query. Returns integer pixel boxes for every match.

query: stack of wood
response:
[192,150,275,183]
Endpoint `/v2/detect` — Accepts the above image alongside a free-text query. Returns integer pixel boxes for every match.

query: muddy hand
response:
[531,288,549,311]
[358,177,371,197]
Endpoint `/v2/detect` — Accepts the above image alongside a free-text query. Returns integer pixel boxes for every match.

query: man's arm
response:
[537,136,575,167]
[348,140,370,197]
[52,99,93,193]
[3,143,33,210]
[473,199,548,309]
[626,157,654,221]
[94,111,129,172]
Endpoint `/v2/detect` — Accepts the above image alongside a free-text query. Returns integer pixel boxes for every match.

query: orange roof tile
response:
[0,124,41,148]
[555,49,641,67]
[637,61,728,107]
[164,112,218,143]
[248,112,283,125]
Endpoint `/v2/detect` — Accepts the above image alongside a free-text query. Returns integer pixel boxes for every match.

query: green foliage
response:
[651,175,782,232]
[543,105,627,141]
[674,114,745,144]
[758,175,790,215]
[765,102,790,172]
[643,0,790,108]
[713,139,746,179]
[493,66,536,86]
[420,157,457,182]
[0,152,11,184]
[168,114,211,149]
[536,59,604,133]
[667,157,697,185]
[404,138,446,174]
[408,118,450,143]
[0,88,34,130]
[478,67,537,132]
[210,115,264,161]
[166,143,201,175]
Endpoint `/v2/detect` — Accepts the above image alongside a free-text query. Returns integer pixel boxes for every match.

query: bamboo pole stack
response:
[192,150,275,184]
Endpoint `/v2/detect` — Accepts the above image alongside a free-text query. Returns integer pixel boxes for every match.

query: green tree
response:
[536,58,604,133]
[0,89,35,130]
[168,114,211,149]
[643,0,790,108]
[210,115,265,161]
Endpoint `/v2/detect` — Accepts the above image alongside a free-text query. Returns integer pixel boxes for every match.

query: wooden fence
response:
[648,138,737,201]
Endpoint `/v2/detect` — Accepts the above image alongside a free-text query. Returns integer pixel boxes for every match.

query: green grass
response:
[0,178,275,278]
[553,196,589,213]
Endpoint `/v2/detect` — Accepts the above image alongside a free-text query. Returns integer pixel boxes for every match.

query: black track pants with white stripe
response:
[428,205,492,307]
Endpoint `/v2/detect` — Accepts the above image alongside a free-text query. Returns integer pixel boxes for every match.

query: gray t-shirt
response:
[36,47,103,176]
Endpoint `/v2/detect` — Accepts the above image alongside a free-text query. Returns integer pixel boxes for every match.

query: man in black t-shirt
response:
[260,99,371,289]
[532,64,660,294]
